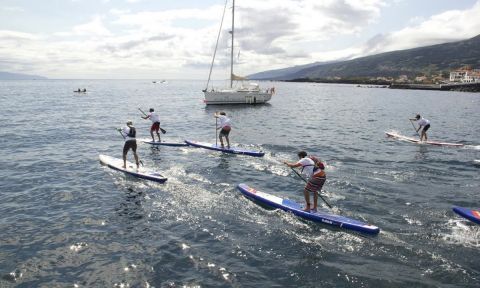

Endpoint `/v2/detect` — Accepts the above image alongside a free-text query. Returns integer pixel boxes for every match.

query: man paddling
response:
[142,108,162,142]
[117,120,140,169]
[214,112,231,149]
[410,114,430,142]
[284,151,327,212]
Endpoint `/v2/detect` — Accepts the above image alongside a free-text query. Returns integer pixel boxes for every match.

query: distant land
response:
[0,72,47,80]
[248,34,480,83]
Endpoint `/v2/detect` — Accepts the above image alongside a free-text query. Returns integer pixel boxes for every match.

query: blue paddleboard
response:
[99,154,167,183]
[452,206,480,225]
[141,138,187,147]
[237,183,380,235]
[184,140,265,157]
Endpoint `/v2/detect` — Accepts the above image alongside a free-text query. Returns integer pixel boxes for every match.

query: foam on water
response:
[1,80,479,287]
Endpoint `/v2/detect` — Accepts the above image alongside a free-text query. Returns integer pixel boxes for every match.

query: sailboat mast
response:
[230,0,235,88]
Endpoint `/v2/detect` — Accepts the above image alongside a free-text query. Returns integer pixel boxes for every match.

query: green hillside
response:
[251,34,480,81]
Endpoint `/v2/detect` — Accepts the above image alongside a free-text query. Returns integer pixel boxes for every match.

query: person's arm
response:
[118,127,128,137]
[283,160,302,168]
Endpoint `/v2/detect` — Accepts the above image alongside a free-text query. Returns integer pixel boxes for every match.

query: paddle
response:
[409,119,420,137]
[115,128,144,167]
[289,166,333,209]
[215,115,218,147]
[116,127,126,140]
[138,108,166,134]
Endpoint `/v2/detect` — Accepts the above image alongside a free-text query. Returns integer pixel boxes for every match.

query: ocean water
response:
[0,79,479,287]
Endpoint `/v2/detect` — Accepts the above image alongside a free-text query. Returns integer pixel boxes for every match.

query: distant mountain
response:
[248,61,338,80]
[0,72,47,80]
[250,34,480,81]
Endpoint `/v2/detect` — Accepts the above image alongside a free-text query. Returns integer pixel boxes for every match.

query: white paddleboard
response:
[385,132,464,147]
[99,154,167,183]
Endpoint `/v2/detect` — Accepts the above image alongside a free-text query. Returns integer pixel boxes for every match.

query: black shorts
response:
[422,124,430,132]
[123,139,137,155]
[220,127,231,137]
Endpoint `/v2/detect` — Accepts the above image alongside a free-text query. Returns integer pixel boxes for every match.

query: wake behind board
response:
[385,132,464,147]
[140,138,187,147]
[452,206,480,225]
[99,154,167,183]
[237,183,380,235]
[185,140,265,157]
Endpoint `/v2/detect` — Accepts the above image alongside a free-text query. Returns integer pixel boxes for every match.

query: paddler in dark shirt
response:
[117,120,139,169]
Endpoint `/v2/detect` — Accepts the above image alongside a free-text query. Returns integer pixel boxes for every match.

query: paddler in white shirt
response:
[410,114,431,142]
[117,120,140,169]
[142,108,162,142]
[284,151,327,212]
[214,112,231,149]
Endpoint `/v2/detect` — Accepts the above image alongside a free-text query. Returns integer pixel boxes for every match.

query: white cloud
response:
[1,6,25,12]
[73,16,112,36]
[0,30,40,41]
[340,1,480,60]
[1,0,479,79]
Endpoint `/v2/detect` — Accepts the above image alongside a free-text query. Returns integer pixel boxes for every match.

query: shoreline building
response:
[449,66,480,83]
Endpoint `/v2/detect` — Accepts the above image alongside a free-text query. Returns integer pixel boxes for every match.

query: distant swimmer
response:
[284,151,327,212]
[214,111,231,149]
[82,88,86,92]
[117,120,139,169]
[410,114,430,142]
[141,108,162,142]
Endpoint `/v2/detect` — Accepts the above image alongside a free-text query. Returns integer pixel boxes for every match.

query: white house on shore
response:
[449,66,480,83]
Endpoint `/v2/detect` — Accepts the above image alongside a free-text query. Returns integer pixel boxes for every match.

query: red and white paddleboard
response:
[385,132,464,147]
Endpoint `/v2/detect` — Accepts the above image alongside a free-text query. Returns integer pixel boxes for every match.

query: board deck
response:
[452,206,480,225]
[385,132,464,147]
[184,140,265,157]
[99,154,167,183]
[237,183,380,235]
[140,138,187,147]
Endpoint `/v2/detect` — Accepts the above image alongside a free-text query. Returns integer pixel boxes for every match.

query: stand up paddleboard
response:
[237,183,380,235]
[140,138,187,147]
[99,154,167,183]
[452,206,480,225]
[185,140,265,157]
[385,132,464,147]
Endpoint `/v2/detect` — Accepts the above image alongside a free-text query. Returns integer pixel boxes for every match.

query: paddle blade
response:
[160,128,166,134]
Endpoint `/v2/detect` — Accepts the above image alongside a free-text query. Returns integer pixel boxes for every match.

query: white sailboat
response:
[203,0,274,105]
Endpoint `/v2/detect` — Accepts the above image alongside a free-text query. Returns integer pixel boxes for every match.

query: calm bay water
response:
[0,79,479,287]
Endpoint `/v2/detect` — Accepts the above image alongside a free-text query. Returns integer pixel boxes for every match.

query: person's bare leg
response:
[219,135,224,148]
[225,135,230,149]
[303,189,311,211]
[133,152,139,169]
[156,131,161,142]
[150,131,155,142]
[312,191,318,211]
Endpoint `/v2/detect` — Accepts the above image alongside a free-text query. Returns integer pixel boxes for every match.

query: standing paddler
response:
[141,108,163,142]
[284,151,328,212]
[117,120,140,169]
[409,114,430,142]
[214,111,231,149]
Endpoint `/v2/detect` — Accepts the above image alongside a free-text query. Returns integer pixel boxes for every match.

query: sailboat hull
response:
[204,91,272,104]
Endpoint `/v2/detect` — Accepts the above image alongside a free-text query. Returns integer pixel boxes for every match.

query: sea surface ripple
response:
[0,80,479,287]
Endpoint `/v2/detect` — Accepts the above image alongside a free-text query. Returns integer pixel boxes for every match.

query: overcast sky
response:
[1,0,479,79]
